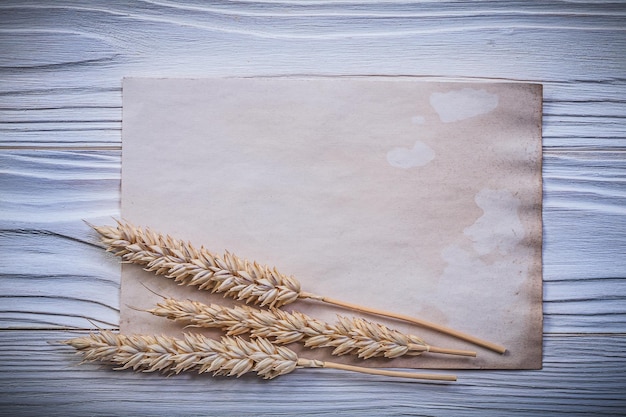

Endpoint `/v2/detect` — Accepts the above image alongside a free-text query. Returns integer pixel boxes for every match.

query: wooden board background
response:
[1,1,625,415]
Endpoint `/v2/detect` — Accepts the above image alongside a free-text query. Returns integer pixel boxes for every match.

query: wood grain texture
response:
[1,150,625,334]
[1,0,625,415]
[1,1,625,148]
[0,332,625,416]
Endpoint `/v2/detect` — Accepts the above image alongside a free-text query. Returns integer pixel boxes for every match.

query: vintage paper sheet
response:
[119,78,543,369]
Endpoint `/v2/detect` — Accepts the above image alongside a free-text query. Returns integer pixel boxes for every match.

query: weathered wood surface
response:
[1,332,625,416]
[1,1,625,415]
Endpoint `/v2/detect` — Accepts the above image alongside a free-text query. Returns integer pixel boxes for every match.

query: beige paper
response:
[120,78,543,369]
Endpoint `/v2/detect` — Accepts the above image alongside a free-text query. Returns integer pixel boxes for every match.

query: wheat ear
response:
[148,298,476,358]
[93,221,505,354]
[63,331,456,382]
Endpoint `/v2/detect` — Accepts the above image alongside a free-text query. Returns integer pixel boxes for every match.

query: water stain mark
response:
[386,140,435,169]
[430,88,499,123]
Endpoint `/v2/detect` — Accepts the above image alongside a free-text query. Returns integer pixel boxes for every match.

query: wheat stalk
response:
[93,220,505,354]
[63,331,456,382]
[148,298,476,359]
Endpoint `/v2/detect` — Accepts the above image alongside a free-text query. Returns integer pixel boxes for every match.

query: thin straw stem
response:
[302,293,507,354]
[301,359,457,382]
[422,345,477,357]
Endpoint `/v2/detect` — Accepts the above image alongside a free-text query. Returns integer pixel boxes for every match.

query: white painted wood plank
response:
[0,150,120,225]
[0,229,119,329]
[0,1,622,83]
[544,278,626,332]
[1,150,625,333]
[2,81,624,115]
[0,2,625,147]
[2,111,624,148]
[0,151,120,328]
[543,150,626,285]
[0,331,624,416]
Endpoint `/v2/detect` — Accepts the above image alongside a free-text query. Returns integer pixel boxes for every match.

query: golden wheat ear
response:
[92,221,505,354]
[147,298,476,359]
[62,331,456,382]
